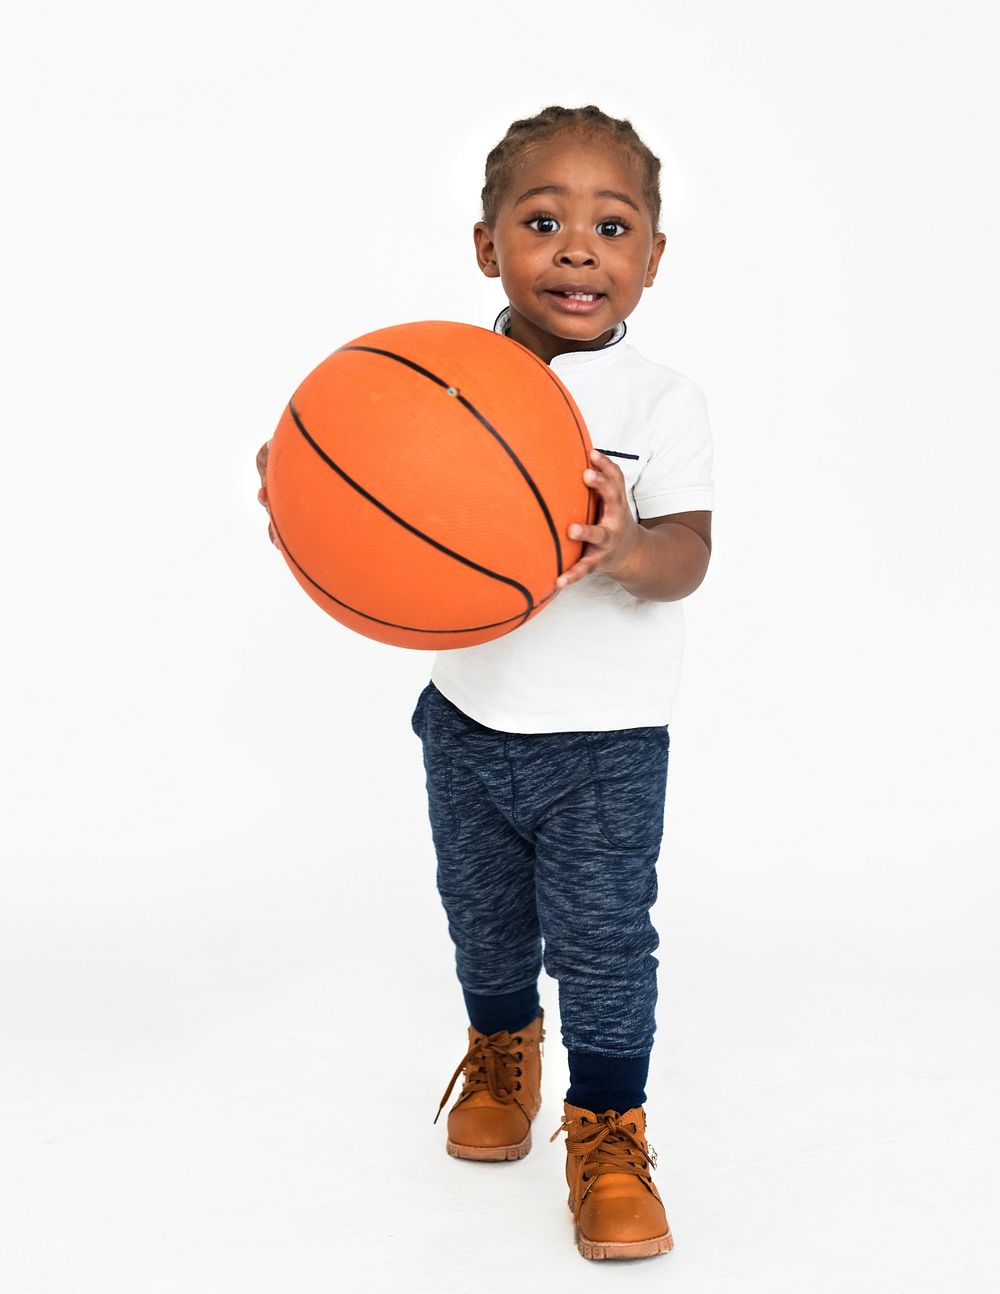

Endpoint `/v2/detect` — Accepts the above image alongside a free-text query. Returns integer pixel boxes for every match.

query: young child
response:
[258,104,714,1263]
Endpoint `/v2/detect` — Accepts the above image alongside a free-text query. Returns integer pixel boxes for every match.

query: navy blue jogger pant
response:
[411,680,671,1112]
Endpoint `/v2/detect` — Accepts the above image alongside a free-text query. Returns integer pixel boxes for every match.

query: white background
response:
[2,1,998,1290]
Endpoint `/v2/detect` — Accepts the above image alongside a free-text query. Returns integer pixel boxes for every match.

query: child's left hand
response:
[555,449,641,590]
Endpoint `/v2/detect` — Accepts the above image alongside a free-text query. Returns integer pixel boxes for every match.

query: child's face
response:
[474,134,666,364]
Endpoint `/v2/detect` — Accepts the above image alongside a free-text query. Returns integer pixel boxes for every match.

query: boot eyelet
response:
[515,1052,523,1060]
[514,1036,522,1044]
[515,1081,522,1090]
[515,1067,522,1076]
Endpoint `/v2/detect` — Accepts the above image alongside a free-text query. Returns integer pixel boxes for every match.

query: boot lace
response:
[550,1109,659,1204]
[433,1029,526,1125]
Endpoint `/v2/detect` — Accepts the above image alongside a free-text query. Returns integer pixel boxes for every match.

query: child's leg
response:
[411,682,542,1033]
[527,724,670,1113]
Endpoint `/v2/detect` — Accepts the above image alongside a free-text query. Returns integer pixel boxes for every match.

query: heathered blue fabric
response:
[411,680,669,1065]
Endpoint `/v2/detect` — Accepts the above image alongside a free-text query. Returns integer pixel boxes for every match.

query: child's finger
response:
[256,440,271,487]
[583,463,621,503]
[556,557,597,589]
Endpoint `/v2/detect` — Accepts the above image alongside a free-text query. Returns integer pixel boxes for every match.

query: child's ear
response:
[474,222,501,278]
[645,231,667,287]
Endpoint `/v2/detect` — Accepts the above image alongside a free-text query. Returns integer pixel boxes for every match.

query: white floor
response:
[4,753,997,1294]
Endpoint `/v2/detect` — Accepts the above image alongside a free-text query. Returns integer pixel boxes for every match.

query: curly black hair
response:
[480,104,662,232]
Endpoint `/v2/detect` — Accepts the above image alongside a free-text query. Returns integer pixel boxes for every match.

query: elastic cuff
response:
[566,1049,649,1114]
[462,983,541,1035]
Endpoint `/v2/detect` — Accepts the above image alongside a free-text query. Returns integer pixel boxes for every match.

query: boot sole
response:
[447,1128,532,1161]
[568,1192,674,1260]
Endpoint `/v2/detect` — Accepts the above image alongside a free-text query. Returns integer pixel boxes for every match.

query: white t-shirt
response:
[429,306,715,733]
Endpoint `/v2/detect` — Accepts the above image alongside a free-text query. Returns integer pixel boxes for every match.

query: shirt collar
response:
[492,305,627,362]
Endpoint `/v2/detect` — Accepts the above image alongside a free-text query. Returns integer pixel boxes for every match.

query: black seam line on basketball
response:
[269,512,556,634]
[595,447,640,461]
[502,343,598,530]
[336,345,566,578]
[286,398,536,621]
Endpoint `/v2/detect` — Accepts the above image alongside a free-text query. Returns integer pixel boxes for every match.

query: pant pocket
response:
[584,727,670,850]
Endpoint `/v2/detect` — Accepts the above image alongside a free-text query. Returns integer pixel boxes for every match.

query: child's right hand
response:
[256,439,277,546]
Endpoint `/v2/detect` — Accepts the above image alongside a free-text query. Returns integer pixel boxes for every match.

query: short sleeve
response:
[632,379,715,518]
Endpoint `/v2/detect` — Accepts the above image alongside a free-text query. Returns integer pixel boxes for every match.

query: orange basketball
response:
[265,319,595,650]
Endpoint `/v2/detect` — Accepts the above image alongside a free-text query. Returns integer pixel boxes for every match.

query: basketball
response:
[265,319,596,650]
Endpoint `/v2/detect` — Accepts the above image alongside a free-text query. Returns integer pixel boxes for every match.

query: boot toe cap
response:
[448,1102,527,1149]
[579,1181,669,1244]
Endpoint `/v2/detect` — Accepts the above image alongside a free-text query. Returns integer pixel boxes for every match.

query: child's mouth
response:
[546,291,606,313]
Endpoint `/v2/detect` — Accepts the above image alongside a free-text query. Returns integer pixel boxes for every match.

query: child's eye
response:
[525,213,632,237]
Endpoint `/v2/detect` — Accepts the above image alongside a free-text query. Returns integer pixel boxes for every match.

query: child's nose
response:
[556,246,598,266]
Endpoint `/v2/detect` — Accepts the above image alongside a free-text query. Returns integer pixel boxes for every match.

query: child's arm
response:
[555,449,711,602]
[613,510,711,601]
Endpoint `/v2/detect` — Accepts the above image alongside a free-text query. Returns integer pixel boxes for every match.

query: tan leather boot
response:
[551,1101,674,1260]
[434,1010,545,1160]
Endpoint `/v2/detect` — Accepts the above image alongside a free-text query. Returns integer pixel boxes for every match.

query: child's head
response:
[474,105,667,363]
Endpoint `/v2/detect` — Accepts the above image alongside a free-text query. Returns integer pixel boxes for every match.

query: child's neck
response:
[506,309,617,366]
